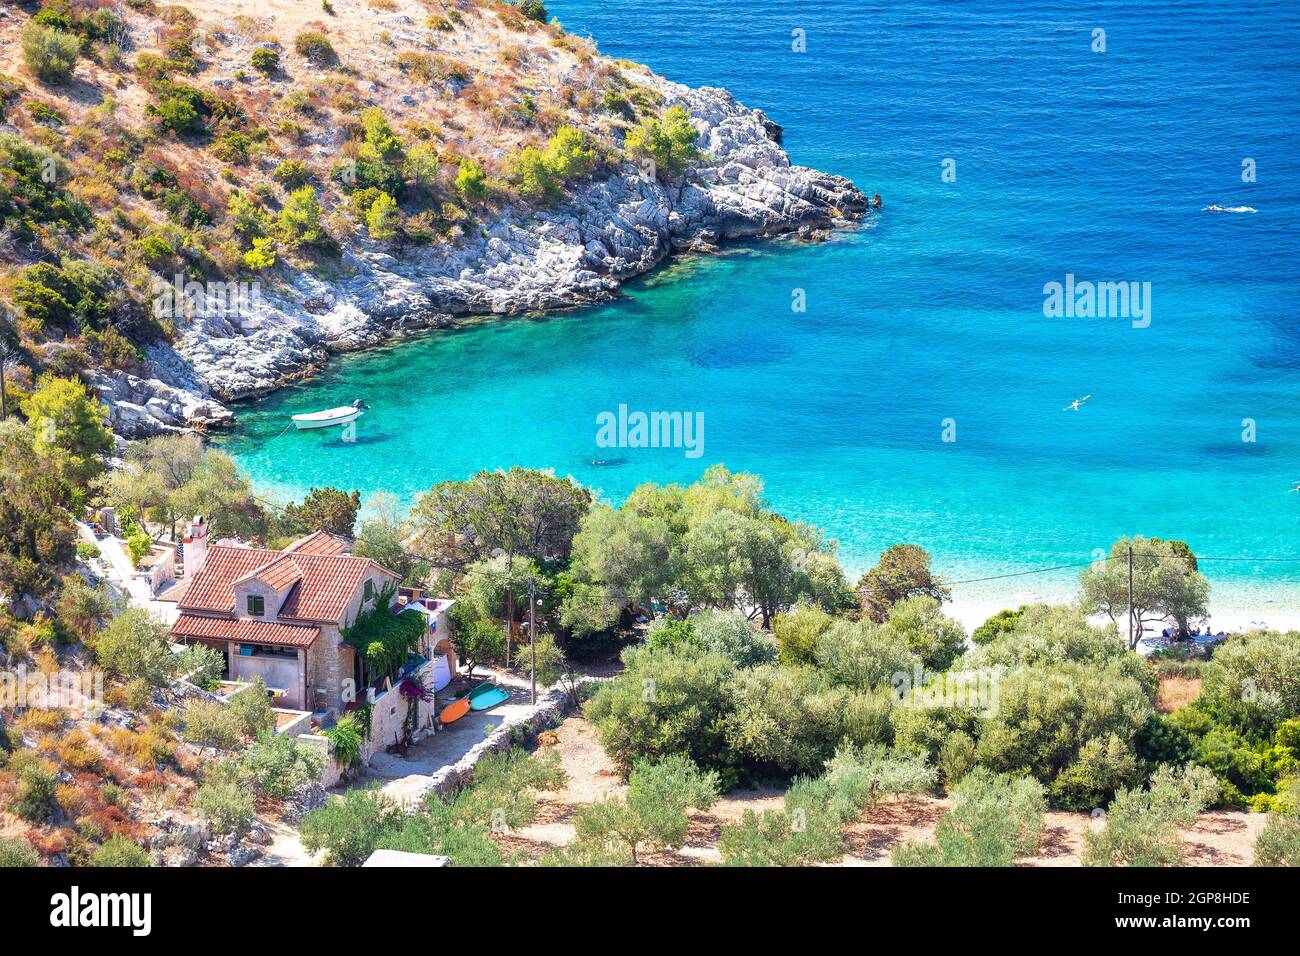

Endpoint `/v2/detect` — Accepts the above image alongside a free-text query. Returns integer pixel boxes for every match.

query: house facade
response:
[169,519,403,714]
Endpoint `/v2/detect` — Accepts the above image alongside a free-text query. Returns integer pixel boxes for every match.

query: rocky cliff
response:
[106,78,867,438]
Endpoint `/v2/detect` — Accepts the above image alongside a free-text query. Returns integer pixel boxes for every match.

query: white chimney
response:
[183,515,209,578]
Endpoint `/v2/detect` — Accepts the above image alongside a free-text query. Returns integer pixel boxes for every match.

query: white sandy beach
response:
[946,590,1300,637]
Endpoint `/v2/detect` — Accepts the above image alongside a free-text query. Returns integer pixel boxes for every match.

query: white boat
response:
[291,401,368,429]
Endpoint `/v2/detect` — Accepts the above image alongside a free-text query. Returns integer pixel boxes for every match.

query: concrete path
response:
[351,668,542,806]
[77,522,178,624]
[257,818,322,867]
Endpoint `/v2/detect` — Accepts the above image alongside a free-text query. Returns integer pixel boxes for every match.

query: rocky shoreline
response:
[101,78,869,440]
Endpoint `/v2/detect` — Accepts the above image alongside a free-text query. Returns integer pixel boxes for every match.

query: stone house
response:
[169,519,404,714]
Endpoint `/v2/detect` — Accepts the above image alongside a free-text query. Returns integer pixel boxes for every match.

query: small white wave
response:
[1202,204,1257,213]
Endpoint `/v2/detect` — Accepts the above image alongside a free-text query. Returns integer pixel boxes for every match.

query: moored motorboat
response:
[291,400,368,429]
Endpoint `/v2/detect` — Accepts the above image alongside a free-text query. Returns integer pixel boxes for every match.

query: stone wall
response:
[309,663,438,789]
[414,678,604,806]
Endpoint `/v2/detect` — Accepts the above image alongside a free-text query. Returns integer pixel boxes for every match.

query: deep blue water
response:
[218,0,1300,611]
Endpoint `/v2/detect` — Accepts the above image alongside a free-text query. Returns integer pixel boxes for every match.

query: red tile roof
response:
[238,554,302,591]
[178,544,397,623]
[284,530,352,556]
[172,613,320,648]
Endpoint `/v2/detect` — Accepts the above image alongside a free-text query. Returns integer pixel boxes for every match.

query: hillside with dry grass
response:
[0,0,866,434]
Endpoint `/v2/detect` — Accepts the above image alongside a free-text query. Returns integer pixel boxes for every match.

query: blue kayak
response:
[470,687,510,711]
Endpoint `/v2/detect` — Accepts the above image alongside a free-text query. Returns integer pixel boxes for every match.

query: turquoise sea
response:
[217,0,1300,611]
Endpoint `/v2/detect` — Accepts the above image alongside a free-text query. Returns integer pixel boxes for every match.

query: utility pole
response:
[1127,545,1134,647]
[528,576,537,705]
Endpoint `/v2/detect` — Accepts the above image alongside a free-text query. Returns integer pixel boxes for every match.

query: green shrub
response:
[585,646,737,784]
[13,755,59,823]
[294,31,336,66]
[276,186,328,248]
[964,604,1138,673]
[1083,764,1219,866]
[324,714,365,771]
[193,777,256,836]
[1198,629,1300,739]
[90,834,150,867]
[303,750,562,867]
[508,126,597,198]
[882,595,968,672]
[228,682,275,739]
[974,660,1153,808]
[365,192,401,240]
[21,24,81,84]
[0,133,89,242]
[300,786,397,866]
[725,664,890,776]
[180,700,243,751]
[175,643,225,689]
[518,0,548,22]
[97,608,174,686]
[892,768,1046,866]
[971,607,1023,645]
[272,159,311,189]
[772,604,834,665]
[720,745,934,866]
[454,159,487,198]
[147,86,206,135]
[250,47,280,75]
[213,131,257,164]
[624,104,700,179]
[551,754,718,865]
[813,619,918,692]
[242,237,277,270]
[646,611,777,668]
[1253,813,1300,866]
[1049,733,1141,811]
[244,731,323,798]
[0,837,40,867]
[938,730,978,788]
[127,532,152,567]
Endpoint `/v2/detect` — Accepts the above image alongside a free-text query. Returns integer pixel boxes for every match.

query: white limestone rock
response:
[131,79,868,431]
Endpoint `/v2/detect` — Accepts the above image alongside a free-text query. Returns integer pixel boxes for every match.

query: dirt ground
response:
[498,716,1269,867]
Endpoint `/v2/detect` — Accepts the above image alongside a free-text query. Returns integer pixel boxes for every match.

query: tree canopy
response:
[1078,536,1210,647]
[855,543,950,623]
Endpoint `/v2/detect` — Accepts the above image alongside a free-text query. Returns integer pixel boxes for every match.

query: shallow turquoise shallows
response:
[216,0,1300,609]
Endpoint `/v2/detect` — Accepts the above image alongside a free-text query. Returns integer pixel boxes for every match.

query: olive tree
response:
[1078,536,1210,648]
[1083,764,1219,866]
[558,755,719,865]
[975,660,1153,809]
[892,768,1046,866]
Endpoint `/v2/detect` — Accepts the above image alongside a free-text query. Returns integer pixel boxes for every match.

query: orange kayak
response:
[439,697,471,725]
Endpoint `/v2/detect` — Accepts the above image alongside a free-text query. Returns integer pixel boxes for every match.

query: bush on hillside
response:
[21,24,80,83]
[294,32,336,66]
[90,834,150,867]
[250,47,280,75]
[96,608,174,686]
[0,837,40,868]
